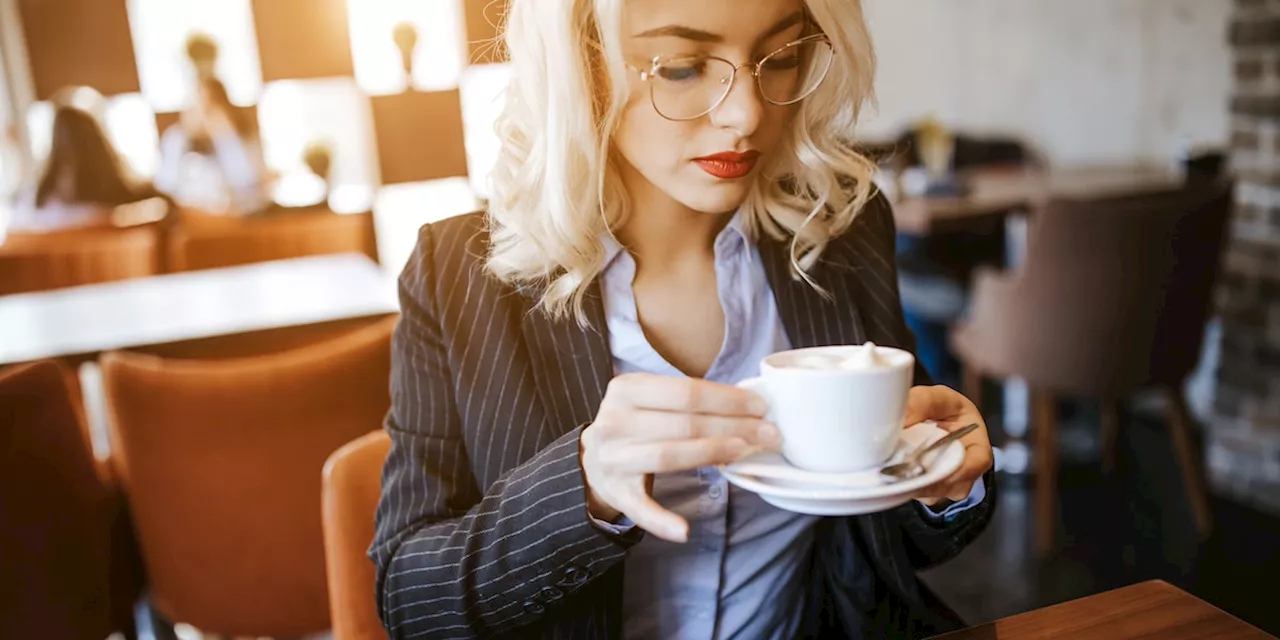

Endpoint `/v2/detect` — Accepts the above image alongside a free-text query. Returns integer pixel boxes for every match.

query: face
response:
[614,0,809,215]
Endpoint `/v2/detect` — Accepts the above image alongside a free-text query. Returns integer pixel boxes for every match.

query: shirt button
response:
[708,485,723,499]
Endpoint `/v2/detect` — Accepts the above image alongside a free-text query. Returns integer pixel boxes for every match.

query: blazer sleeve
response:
[863,193,998,570]
[369,224,639,639]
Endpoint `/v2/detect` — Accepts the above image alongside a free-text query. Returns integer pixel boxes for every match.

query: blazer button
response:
[557,565,589,588]
[524,600,546,616]
[539,586,565,602]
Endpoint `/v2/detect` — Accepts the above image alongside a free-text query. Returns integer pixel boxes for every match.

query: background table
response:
[930,580,1273,640]
[0,253,398,366]
[893,165,1183,234]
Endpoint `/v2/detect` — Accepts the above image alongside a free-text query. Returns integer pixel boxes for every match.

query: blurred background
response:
[0,0,1276,639]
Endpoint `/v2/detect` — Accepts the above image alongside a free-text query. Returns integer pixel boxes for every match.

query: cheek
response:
[759,105,795,152]
[614,95,689,175]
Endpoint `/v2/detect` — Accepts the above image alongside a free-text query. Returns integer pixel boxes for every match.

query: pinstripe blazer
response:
[370,193,997,640]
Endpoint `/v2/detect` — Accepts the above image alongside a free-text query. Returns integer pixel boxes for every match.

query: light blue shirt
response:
[598,214,984,639]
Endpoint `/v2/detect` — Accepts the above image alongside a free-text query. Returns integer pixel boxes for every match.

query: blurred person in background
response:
[154,76,272,215]
[6,89,166,235]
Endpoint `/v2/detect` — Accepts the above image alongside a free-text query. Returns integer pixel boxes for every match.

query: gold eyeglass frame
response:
[626,32,834,121]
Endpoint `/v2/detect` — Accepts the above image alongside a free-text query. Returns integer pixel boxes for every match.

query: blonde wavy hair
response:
[485,0,879,321]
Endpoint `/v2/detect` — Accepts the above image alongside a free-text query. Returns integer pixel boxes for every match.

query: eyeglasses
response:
[628,33,834,122]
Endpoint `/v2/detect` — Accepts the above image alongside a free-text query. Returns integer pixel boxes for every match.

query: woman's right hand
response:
[580,373,779,542]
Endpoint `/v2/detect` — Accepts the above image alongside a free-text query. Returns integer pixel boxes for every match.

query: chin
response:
[672,179,753,214]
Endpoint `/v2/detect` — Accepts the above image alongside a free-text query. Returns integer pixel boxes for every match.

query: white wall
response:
[859,0,1232,166]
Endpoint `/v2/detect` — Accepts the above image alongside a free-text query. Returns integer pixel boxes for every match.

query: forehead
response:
[621,0,806,43]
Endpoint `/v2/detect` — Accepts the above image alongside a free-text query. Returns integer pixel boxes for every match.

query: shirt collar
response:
[716,210,752,255]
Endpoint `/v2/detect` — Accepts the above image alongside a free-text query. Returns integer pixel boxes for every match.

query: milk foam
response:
[782,342,893,371]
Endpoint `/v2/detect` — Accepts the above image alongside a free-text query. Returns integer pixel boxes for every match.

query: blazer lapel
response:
[758,236,868,348]
[518,281,614,440]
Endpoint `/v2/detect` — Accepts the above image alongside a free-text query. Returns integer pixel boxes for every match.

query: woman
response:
[154,76,271,214]
[371,0,996,638]
[7,99,162,233]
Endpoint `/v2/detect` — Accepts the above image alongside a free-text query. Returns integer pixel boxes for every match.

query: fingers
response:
[918,444,995,502]
[903,385,969,428]
[608,373,767,417]
[582,376,779,540]
[903,385,991,502]
[611,485,689,542]
[600,409,780,448]
[603,437,754,474]
[918,479,982,503]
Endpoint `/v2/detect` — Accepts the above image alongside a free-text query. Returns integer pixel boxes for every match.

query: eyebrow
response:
[633,10,806,45]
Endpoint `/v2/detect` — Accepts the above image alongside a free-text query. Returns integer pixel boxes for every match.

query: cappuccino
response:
[774,343,907,372]
[739,343,915,472]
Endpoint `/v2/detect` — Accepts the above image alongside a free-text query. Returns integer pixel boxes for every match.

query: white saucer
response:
[721,422,965,516]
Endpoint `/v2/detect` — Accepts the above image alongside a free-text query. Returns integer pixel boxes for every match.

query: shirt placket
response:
[697,465,729,634]
[705,230,747,636]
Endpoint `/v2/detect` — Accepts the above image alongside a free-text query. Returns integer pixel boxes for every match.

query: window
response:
[458,62,510,200]
[126,0,262,112]
[26,93,159,180]
[347,0,467,96]
[257,78,377,212]
[0,51,18,200]
[373,177,479,271]
[104,94,160,178]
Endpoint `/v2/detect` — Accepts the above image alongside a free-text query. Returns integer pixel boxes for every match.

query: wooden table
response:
[930,580,1274,640]
[893,165,1183,234]
[0,253,398,366]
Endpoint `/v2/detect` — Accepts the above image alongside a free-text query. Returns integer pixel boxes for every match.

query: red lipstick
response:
[693,150,761,179]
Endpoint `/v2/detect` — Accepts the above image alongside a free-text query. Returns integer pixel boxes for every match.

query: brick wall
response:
[1207,0,1280,513]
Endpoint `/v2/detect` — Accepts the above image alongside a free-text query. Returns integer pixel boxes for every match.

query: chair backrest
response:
[992,180,1234,394]
[322,430,392,640]
[0,360,142,640]
[0,225,160,295]
[101,315,397,637]
[166,207,378,272]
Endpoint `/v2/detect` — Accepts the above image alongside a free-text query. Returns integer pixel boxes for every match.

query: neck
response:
[616,167,733,271]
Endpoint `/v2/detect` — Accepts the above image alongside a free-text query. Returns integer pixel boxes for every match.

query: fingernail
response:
[727,438,750,457]
[748,396,768,416]
[757,423,782,448]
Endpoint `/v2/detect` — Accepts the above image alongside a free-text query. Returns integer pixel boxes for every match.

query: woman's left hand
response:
[902,385,994,505]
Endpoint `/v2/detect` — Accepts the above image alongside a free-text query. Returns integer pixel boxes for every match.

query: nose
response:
[709,66,764,137]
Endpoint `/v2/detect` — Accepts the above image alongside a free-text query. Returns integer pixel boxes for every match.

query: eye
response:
[761,50,804,72]
[655,58,708,83]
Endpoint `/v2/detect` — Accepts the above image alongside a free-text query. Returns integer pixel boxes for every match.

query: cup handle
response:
[737,377,774,422]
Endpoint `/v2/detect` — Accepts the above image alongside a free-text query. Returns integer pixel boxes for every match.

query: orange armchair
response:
[0,225,160,295]
[0,360,144,640]
[323,430,392,640]
[166,206,378,272]
[101,315,396,637]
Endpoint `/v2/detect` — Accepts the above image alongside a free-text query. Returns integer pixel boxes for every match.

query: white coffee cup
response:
[737,343,915,473]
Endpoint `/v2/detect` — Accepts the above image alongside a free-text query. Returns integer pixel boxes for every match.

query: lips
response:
[693,150,761,180]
